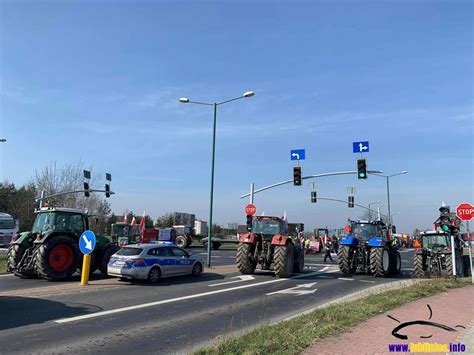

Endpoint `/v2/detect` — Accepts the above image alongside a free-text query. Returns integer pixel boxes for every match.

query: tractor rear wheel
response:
[370,246,391,277]
[236,243,256,274]
[414,254,427,278]
[274,243,294,278]
[98,245,120,277]
[293,246,305,273]
[7,244,37,278]
[35,235,80,281]
[338,245,356,274]
[176,235,189,248]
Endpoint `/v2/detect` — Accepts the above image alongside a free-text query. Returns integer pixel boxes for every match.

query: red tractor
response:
[236,216,304,278]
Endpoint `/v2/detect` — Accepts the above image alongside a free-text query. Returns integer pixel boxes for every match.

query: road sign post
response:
[456,203,474,283]
[79,230,96,286]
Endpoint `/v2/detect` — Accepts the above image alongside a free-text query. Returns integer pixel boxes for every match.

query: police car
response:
[107,242,203,283]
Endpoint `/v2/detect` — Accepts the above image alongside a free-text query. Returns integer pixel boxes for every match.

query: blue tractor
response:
[338,220,401,277]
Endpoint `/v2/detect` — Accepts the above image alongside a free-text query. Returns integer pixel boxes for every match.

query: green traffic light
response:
[442,224,449,231]
[359,173,365,178]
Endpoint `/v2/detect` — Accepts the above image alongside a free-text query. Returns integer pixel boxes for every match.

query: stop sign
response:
[245,203,256,216]
[456,203,474,221]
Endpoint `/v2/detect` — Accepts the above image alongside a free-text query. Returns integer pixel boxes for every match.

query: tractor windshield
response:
[32,213,55,233]
[422,234,450,250]
[351,224,379,240]
[252,220,282,235]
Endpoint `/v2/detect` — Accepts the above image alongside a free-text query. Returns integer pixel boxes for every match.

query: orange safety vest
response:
[413,239,421,248]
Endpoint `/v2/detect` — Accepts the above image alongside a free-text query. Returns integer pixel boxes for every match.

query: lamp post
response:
[179,91,254,267]
[373,171,407,238]
[368,200,381,220]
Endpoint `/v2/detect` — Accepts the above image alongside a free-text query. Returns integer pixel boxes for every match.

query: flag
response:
[139,211,146,233]
[283,210,287,222]
[130,216,137,226]
[123,214,128,224]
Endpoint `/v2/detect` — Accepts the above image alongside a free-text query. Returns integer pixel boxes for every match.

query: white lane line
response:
[54,270,324,324]
[209,275,255,287]
[338,277,355,281]
[359,280,376,283]
[0,273,14,277]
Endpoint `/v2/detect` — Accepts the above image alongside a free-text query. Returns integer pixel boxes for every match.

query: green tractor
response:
[6,206,119,281]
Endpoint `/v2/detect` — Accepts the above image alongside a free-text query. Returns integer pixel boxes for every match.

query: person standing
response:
[324,239,333,262]
[332,235,339,254]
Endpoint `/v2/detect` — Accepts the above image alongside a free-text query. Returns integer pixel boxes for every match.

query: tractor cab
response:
[349,220,385,242]
[111,223,141,246]
[29,207,87,238]
[419,231,451,252]
[251,216,287,239]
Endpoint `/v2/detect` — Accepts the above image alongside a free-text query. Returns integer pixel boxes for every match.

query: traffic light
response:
[105,183,111,198]
[439,206,451,231]
[311,191,317,203]
[293,166,302,186]
[357,159,367,179]
[83,182,90,197]
[246,215,253,232]
[348,196,354,208]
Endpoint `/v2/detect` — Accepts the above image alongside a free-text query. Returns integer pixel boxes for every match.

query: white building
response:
[194,219,208,236]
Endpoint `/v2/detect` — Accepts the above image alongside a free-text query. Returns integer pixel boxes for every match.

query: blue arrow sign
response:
[79,230,96,255]
[290,149,305,161]
[352,141,369,153]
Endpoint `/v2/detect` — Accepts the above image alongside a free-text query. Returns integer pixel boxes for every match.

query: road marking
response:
[54,271,324,324]
[359,280,376,283]
[338,277,355,281]
[0,273,14,278]
[266,282,318,296]
[209,275,255,287]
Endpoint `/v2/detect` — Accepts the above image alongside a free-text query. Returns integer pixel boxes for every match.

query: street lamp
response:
[179,91,254,267]
[373,171,407,238]
[368,200,381,219]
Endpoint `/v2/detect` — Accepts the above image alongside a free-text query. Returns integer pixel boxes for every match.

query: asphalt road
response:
[0,248,415,354]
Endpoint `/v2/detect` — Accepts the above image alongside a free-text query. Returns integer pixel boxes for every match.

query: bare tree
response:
[33,161,111,216]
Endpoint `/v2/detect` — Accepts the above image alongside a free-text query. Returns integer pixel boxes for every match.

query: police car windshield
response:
[116,247,143,256]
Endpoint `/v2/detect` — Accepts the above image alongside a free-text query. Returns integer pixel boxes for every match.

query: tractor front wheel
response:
[98,245,120,277]
[7,244,37,279]
[274,243,294,278]
[236,243,256,274]
[414,254,427,278]
[35,235,80,281]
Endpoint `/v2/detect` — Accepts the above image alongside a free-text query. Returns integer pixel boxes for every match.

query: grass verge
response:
[196,278,471,355]
[0,255,6,273]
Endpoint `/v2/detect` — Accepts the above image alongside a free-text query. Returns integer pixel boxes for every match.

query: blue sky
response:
[0,0,472,233]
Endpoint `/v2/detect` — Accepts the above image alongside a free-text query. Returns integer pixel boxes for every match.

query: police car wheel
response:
[148,267,161,283]
[192,262,202,277]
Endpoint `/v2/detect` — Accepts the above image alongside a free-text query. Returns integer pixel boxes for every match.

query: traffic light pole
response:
[240,170,384,199]
[386,176,392,239]
[36,189,115,207]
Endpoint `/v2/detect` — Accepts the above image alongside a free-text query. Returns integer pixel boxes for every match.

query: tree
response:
[156,213,174,228]
[0,181,37,230]
[33,161,111,216]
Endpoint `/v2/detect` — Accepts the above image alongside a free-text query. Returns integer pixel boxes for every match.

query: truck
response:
[236,216,304,278]
[0,213,18,247]
[414,206,471,278]
[338,219,401,277]
[6,206,119,281]
[111,223,177,245]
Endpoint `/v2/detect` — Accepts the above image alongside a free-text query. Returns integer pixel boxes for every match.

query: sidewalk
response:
[303,286,474,355]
